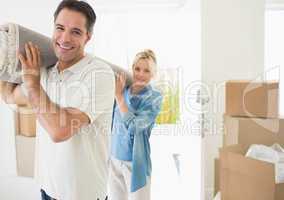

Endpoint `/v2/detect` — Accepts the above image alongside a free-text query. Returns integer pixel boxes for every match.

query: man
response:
[0,1,115,199]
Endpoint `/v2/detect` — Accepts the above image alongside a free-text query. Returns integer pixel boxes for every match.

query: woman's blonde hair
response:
[132,49,157,76]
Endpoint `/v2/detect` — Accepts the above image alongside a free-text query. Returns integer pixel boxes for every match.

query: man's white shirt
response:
[34,54,115,200]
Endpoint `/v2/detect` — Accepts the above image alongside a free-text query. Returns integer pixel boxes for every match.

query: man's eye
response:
[73,31,81,36]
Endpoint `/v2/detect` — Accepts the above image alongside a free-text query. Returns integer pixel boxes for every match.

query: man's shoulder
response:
[78,55,115,84]
[85,54,114,73]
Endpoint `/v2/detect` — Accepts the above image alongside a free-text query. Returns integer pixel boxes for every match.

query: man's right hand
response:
[0,81,16,103]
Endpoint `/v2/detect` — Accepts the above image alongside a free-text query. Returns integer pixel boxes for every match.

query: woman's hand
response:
[115,72,126,100]
[18,42,41,91]
[131,81,146,95]
[115,73,128,113]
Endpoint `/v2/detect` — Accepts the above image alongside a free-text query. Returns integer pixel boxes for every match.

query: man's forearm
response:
[27,86,69,141]
[27,86,88,142]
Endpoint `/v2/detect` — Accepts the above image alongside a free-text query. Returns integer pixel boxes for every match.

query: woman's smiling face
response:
[132,58,153,88]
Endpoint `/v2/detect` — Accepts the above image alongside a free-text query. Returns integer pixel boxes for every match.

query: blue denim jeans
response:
[40,189,108,200]
[40,189,56,200]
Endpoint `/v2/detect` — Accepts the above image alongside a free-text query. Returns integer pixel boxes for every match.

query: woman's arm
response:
[121,93,163,132]
[115,73,128,113]
[115,73,163,132]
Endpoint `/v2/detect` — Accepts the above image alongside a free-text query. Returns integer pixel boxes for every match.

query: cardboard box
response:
[220,144,284,200]
[15,135,35,177]
[225,80,279,118]
[214,158,220,196]
[223,115,284,148]
[15,106,36,137]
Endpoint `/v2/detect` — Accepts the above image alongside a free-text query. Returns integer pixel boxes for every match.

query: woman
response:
[109,49,163,200]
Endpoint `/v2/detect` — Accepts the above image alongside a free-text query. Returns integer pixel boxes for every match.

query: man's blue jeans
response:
[40,189,108,200]
[40,189,56,200]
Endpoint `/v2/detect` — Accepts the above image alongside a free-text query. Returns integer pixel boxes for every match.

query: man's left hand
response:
[18,42,41,91]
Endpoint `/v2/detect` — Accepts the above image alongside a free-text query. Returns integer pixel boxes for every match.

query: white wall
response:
[267,0,284,4]
[201,0,265,199]
[0,102,17,176]
[265,10,284,115]
[0,0,202,199]
[0,1,57,36]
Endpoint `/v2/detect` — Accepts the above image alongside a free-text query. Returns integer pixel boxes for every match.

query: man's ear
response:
[85,32,92,44]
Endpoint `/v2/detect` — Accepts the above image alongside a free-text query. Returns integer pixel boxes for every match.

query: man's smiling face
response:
[52,8,91,70]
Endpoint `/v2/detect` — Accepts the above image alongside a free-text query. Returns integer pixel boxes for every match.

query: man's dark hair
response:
[54,0,96,33]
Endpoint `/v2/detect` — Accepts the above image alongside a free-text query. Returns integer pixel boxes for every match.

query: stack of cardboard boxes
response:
[0,82,36,177]
[15,105,36,137]
[215,80,284,200]
[14,105,36,177]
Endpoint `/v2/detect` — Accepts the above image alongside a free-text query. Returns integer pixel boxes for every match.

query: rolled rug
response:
[95,56,133,86]
[0,23,57,83]
[0,23,132,85]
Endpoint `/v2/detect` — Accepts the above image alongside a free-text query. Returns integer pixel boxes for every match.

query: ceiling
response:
[266,0,284,9]
[90,0,187,10]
